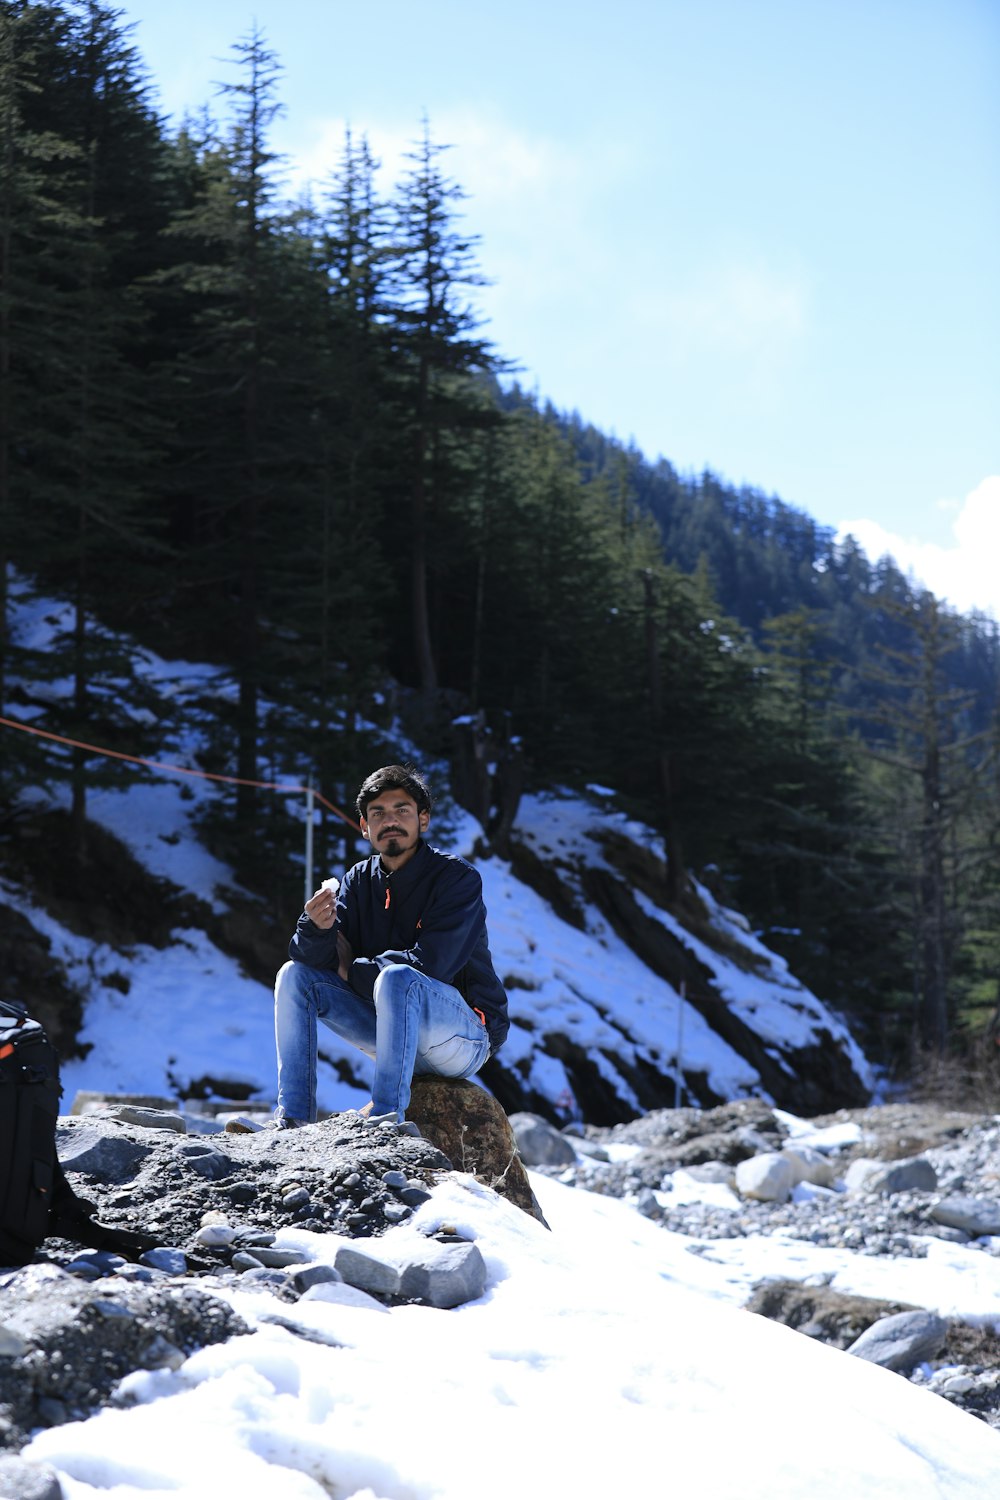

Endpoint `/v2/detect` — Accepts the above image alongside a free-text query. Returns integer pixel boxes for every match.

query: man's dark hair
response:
[355,765,433,821]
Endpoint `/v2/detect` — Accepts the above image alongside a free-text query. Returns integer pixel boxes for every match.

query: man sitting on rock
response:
[267,764,509,1133]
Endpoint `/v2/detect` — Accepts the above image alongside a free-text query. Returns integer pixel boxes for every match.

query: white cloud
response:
[838,476,1000,619]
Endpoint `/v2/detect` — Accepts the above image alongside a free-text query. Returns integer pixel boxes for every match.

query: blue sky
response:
[116,0,999,615]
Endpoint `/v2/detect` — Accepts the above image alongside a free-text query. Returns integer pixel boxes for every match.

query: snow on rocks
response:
[536,1099,1000,1428]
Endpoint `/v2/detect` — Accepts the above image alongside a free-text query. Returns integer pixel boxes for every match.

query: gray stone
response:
[398,1240,488,1309]
[175,1143,232,1180]
[847,1310,948,1372]
[782,1145,835,1188]
[0,1456,64,1500]
[140,1248,188,1275]
[291,1263,343,1295]
[299,1282,389,1313]
[570,1137,611,1162]
[735,1152,795,1203]
[842,1158,883,1194]
[400,1185,432,1207]
[866,1158,938,1195]
[683,1162,734,1185]
[56,1125,152,1183]
[930,1196,1000,1237]
[0,1326,27,1357]
[509,1112,578,1167]
[239,1268,290,1291]
[232,1250,265,1272]
[69,1091,177,1117]
[334,1245,401,1297]
[249,1247,306,1269]
[635,1188,660,1218]
[103,1105,187,1134]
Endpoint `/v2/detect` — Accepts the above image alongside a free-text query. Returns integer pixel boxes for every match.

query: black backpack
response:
[0,1000,157,1267]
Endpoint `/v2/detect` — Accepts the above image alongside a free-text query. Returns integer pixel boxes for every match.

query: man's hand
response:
[336,930,354,982]
[304,885,337,930]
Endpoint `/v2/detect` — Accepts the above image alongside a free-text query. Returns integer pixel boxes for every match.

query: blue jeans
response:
[273,959,491,1122]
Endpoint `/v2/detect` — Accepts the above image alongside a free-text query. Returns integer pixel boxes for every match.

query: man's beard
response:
[381,836,402,857]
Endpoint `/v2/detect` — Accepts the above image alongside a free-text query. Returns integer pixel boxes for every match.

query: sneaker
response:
[364,1111,421,1138]
[224,1114,305,1134]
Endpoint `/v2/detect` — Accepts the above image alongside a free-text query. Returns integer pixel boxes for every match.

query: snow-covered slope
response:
[2,576,873,1120]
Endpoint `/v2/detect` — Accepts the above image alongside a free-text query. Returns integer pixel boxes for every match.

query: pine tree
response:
[1,0,170,851]
[858,591,986,1051]
[384,118,499,698]
[153,26,315,833]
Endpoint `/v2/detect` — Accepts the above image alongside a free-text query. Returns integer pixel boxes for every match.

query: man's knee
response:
[275,959,310,1005]
[373,963,419,1007]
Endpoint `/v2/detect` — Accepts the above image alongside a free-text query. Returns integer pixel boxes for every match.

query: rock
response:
[0,1326,28,1357]
[291,1263,342,1295]
[334,1246,401,1298]
[782,1145,835,1188]
[0,1269,247,1449]
[570,1137,611,1162]
[299,1282,389,1313]
[232,1250,265,1272]
[930,1196,1000,1237]
[735,1153,795,1203]
[174,1142,232,1180]
[847,1310,949,1372]
[248,1247,306,1270]
[407,1078,550,1226]
[842,1158,883,1194]
[56,1123,152,1182]
[141,1248,188,1275]
[196,1224,239,1247]
[398,1241,488,1309]
[70,1091,178,1117]
[864,1158,938,1195]
[683,1162,734,1185]
[508,1112,578,1167]
[744,1280,922,1349]
[0,1456,65,1500]
[101,1105,187,1133]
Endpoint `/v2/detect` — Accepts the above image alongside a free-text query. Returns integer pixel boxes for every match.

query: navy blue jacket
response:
[289,839,509,1054]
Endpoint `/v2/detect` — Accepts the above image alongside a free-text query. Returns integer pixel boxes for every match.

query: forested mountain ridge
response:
[2,0,999,1088]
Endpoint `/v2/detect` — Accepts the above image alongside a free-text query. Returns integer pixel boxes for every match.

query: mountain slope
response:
[1,582,874,1120]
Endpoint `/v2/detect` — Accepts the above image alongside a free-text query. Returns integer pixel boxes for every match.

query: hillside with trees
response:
[2,0,999,1088]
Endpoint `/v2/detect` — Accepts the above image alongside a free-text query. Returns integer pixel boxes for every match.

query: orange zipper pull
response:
[385,884,391,911]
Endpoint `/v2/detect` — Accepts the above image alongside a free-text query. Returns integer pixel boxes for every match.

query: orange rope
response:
[0,713,362,831]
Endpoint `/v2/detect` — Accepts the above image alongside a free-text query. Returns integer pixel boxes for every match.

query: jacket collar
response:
[375,837,430,891]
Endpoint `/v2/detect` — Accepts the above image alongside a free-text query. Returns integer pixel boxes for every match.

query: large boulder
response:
[847,1310,949,1372]
[509,1112,578,1168]
[407,1079,549,1226]
[735,1152,795,1203]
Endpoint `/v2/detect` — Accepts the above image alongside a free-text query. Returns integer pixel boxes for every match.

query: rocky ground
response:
[4,1094,1000,1488]
[517,1099,1000,1429]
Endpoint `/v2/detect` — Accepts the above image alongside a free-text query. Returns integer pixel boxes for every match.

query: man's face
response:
[360,788,429,865]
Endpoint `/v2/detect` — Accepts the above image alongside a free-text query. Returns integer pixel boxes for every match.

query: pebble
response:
[231,1250,264,1272]
[196,1225,239,1247]
[140,1248,188,1276]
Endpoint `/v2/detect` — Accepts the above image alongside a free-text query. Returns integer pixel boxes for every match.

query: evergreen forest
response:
[3,0,1000,1083]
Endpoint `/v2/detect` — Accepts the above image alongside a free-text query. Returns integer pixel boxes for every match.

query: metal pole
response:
[304,784,315,903]
[674,979,686,1108]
